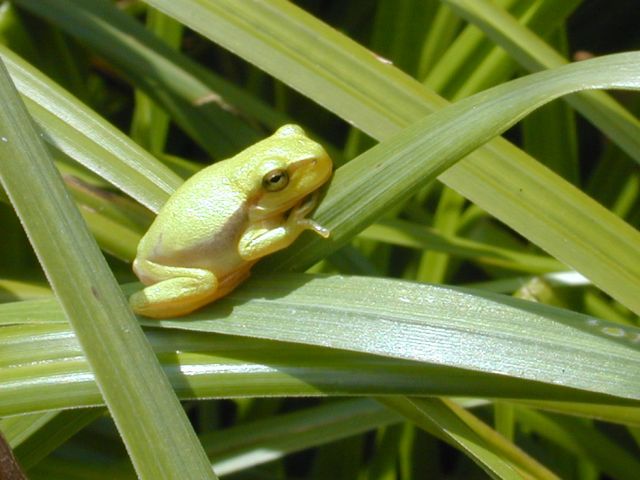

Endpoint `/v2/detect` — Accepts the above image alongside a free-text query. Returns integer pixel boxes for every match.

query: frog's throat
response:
[249,191,317,221]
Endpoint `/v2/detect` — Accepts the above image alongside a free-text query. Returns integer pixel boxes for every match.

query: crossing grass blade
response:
[0,58,216,479]
[1,275,639,409]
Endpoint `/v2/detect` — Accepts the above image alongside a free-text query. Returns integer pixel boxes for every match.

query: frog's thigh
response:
[129,259,218,318]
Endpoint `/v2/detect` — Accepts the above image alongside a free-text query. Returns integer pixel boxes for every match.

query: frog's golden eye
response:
[262,169,289,192]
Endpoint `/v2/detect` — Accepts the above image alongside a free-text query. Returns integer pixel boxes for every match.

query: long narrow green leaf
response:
[150,274,640,402]
[417,3,462,78]
[1,412,58,448]
[12,0,263,158]
[142,0,431,134]
[2,319,639,423]
[1,409,104,470]
[130,7,182,154]
[205,399,401,475]
[362,219,565,274]
[433,0,582,101]
[0,44,180,212]
[380,397,558,479]
[416,187,466,283]
[424,0,520,95]
[443,0,640,166]
[514,400,640,427]
[22,400,400,478]
[2,275,639,404]
[0,59,215,479]
[142,0,640,315]
[513,407,640,480]
[0,279,50,302]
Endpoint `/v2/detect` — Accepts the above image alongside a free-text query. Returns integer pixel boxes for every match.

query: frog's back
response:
[137,164,249,272]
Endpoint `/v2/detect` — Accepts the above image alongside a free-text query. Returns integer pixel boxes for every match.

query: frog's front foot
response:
[289,192,330,238]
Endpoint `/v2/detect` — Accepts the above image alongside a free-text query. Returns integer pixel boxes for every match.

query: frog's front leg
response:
[240,194,330,260]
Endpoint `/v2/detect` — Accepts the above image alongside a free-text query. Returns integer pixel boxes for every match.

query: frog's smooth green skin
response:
[129,125,332,318]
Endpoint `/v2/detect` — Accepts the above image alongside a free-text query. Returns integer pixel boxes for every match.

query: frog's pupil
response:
[263,169,288,191]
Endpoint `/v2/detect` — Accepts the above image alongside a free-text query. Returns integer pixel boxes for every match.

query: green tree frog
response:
[129,125,332,318]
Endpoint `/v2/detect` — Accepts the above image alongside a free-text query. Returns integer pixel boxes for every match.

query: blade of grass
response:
[417,3,463,79]
[0,59,216,479]
[415,188,467,283]
[361,219,565,274]
[0,43,181,212]
[513,407,640,480]
[2,319,640,422]
[205,399,401,476]
[0,326,607,417]
[380,396,558,479]
[424,0,521,96]
[12,0,262,158]
[35,399,400,478]
[2,274,640,404]
[436,0,582,101]
[0,279,50,302]
[130,6,183,154]
[149,273,640,402]
[12,0,306,156]
[443,0,640,166]
[511,400,640,427]
[521,29,579,183]
[370,0,436,77]
[1,409,104,471]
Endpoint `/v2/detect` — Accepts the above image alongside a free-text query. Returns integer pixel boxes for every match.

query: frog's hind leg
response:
[129,259,219,319]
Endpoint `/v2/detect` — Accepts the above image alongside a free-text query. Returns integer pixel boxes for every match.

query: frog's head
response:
[247,124,332,219]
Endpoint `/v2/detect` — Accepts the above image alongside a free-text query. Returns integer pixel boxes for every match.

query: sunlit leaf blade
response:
[0,59,216,479]
[1,275,639,406]
[152,274,640,402]
[11,0,266,158]
[512,407,640,480]
[361,219,565,274]
[0,321,637,418]
[443,0,640,166]
[381,397,558,480]
[0,44,179,212]
[205,399,400,475]
[1,409,103,470]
